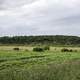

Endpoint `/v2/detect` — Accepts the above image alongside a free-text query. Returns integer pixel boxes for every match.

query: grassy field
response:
[0,46,80,80]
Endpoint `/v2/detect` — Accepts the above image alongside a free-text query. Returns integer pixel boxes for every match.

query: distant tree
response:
[0,35,80,46]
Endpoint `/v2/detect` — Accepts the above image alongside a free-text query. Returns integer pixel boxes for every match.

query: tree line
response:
[0,35,80,46]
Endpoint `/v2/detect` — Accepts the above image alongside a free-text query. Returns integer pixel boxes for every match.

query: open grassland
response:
[0,46,80,80]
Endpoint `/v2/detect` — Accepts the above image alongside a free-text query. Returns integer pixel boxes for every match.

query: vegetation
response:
[61,48,78,52]
[33,47,44,52]
[61,48,73,52]
[13,48,20,51]
[0,35,80,46]
[0,46,80,80]
[43,46,50,50]
[33,46,50,52]
[0,60,80,80]
[0,35,80,80]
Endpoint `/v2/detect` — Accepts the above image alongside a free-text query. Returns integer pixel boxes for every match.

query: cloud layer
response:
[0,0,80,36]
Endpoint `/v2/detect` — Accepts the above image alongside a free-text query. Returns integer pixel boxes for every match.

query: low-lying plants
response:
[61,48,73,52]
[13,48,20,51]
[43,46,50,51]
[33,47,44,52]
[33,46,50,52]
[61,48,78,52]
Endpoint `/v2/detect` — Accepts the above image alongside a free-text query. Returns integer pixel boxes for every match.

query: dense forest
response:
[0,35,80,46]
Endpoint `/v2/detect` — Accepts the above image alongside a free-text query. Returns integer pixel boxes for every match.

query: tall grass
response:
[0,46,80,80]
[0,59,80,80]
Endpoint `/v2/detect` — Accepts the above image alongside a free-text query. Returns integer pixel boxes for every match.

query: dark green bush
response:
[43,46,50,51]
[61,48,73,52]
[13,48,20,51]
[69,49,73,52]
[33,47,44,52]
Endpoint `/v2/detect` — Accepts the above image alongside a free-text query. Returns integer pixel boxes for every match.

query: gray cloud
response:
[0,0,36,9]
[0,0,80,36]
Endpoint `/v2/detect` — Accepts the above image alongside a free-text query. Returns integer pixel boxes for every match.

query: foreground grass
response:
[0,59,80,80]
[0,46,80,80]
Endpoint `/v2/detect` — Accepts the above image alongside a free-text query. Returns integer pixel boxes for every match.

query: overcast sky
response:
[0,0,80,36]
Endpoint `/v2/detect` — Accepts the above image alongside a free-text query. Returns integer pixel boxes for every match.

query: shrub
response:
[13,48,20,51]
[33,47,44,52]
[61,48,68,52]
[43,46,50,51]
[69,49,73,52]
[61,48,73,52]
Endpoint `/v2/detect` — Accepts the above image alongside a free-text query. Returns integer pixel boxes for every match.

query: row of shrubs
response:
[61,48,77,52]
[13,46,50,52]
[13,47,77,52]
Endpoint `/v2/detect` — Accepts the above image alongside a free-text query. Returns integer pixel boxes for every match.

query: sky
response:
[0,0,80,36]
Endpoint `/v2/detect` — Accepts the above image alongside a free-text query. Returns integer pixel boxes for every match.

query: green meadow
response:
[0,46,80,80]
